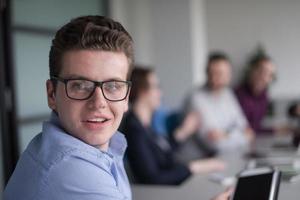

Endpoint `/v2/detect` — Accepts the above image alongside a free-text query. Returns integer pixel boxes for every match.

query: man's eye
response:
[70,82,85,90]
[69,81,93,91]
[104,82,123,92]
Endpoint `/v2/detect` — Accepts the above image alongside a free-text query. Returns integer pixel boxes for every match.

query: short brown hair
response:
[129,67,154,104]
[49,15,134,79]
[248,54,271,71]
[242,54,272,83]
[206,51,230,75]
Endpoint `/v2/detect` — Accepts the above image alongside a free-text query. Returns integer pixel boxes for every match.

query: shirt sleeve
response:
[216,91,250,152]
[44,154,129,200]
[230,90,249,129]
[190,92,209,133]
[235,87,274,134]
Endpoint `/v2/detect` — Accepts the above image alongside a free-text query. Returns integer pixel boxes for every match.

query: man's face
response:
[251,60,275,93]
[47,50,129,151]
[208,60,232,91]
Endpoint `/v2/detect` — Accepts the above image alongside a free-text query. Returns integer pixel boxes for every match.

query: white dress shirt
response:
[191,87,250,153]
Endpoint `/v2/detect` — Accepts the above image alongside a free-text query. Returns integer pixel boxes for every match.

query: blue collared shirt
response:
[4,112,131,200]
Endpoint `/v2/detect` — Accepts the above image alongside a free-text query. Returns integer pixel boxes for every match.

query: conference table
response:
[131,135,300,200]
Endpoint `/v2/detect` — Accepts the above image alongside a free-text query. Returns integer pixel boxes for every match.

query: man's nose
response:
[88,86,107,109]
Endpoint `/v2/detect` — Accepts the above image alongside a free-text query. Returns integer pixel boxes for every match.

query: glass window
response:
[14,33,51,118]
[19,122,43,153]
[12,0,106,29]
[12,0,108,154]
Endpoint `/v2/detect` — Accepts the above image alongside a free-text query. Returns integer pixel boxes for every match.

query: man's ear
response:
[124,96,129,112]
[124,88,131,112]
[46,80,56,111]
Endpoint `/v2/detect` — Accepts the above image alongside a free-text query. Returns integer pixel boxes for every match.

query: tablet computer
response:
[231,167,281,200]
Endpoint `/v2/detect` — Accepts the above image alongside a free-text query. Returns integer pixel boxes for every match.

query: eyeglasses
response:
[51,76,131,102]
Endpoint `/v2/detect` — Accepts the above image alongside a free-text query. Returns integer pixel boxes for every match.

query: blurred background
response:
[1,0,300,198]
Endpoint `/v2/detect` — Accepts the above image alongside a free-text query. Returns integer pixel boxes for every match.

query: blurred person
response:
[120,67,226,185]
[235,53,290,136]
[165,110,218,162]
[189,52,254,154]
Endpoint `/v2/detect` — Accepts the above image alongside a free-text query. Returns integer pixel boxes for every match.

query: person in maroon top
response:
[235,54,278,135]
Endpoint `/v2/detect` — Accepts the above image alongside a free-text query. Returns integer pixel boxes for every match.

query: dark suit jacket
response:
[120,110,191,185]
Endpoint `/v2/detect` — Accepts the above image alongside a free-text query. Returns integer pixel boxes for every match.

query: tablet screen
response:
[232,172,273,200]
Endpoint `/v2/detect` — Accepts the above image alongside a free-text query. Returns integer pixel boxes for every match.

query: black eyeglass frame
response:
[51,76,131,102]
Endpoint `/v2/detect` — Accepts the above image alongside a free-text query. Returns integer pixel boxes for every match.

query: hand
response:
[274,124,293,135]
[245,127,255,143]
[207,129,227,142]
[189,158,226,174]
[211,188,233,200]
[174,112,200,142]
[182,112,201,133]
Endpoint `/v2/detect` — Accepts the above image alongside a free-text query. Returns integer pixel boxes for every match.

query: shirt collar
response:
[108,132,127,159]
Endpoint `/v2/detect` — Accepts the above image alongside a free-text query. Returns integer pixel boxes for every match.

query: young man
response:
[4,16,231,200]
[4,15,134,200]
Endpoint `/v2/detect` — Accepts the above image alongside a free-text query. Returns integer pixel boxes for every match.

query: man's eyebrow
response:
[104,78,126,82]
[63,74,88,79]
[63,75,126,82]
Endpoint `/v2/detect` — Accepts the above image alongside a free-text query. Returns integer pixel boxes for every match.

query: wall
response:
[111,0,207,108]
[111,0,299,117]
[206,0,300,100]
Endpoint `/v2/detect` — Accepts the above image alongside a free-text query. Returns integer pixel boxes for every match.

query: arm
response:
[215,127,252,152]
[173,111,200,142]
[126,125,191,185]
[212,91,254,151]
